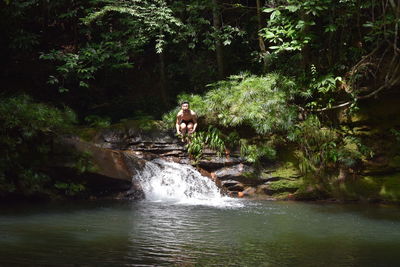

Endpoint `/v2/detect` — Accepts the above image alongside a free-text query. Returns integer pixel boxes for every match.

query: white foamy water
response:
[134,158,242,207]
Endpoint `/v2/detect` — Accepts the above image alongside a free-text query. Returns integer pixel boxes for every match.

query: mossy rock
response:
[294,183,330,200]
[74,119,169,142]
[349,91,400,130]
[267,179,302,192]
[109,119,167,133]
[269,161,300,179]
[332,174,400,202]
[256,178,303,198]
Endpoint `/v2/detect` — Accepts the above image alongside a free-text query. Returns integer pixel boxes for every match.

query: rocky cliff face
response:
[60,120,302,200]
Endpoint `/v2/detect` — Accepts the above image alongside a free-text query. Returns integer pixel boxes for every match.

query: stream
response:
[1,160,400,266]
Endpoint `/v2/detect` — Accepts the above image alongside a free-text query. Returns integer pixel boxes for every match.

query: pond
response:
[1,199,400,266]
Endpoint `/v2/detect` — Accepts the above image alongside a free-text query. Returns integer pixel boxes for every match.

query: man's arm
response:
[176,113,181,134]
[191,112,198,132]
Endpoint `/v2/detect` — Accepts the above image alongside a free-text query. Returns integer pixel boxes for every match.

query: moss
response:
[270,161,300,179]
[73,119,168,142]
[268,178,302,192]
[242,171,261,179]
[273,192,292,200]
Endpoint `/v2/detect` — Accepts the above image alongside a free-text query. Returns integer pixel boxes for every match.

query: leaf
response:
[79,81,89,88]
[269,46,281,50]
[324,24,337,33]
[223,39,231,46]
[270,10,281,20]
[285,5,299,12]
[263,8,275,13]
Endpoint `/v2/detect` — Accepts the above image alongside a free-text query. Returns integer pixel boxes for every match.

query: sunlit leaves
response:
[164,73,297,135]
[84,0,183,53]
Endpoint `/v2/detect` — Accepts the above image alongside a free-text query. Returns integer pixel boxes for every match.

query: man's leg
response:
[180,123,187,135]
[187,122,194,134]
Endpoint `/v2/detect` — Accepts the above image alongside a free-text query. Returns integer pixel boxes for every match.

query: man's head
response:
[181,101,189,111]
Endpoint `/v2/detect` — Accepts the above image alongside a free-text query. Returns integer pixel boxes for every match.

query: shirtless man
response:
[176,101,197,138]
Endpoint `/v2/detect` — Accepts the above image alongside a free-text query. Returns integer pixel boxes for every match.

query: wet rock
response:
[226,183,245,192]
[87,121,187,157]
[73,120,255,197]
[256,184,276,195]
[261,177,281,183]
[242,187,257,197]
[213,164,263,186]
[63,137,146,181]
[221,179,242,188]
[197,156,245,172]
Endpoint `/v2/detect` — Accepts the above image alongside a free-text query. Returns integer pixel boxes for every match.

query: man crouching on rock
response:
[176,101,197,141]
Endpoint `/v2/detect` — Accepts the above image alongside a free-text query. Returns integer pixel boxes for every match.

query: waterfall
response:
[133,158,238,206]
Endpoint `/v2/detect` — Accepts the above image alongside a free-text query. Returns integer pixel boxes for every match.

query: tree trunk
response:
[212,0,224,79]
[256,0,268,71]
[159,51,168,107]
[299,8,311,71]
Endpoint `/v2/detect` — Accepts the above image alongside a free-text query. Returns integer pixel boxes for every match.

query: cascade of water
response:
[133,158,236,206]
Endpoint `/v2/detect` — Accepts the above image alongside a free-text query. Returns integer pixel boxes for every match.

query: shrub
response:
[292,115,370,180]
[0,95,77,197]
[164,73,297,135]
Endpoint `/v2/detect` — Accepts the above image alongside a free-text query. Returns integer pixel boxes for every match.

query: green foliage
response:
[54,182,86,196]
[169,1,245,51]
[164,73,296,163]
[186,127,277,164]
[362,2,399,45]
[165,73,298,135]
[293,115,371,178]
[302,65,343,109]
[239,139,276,163]
[84,115,111,128]
[205,73,297,135]
[224,131,240,150]
[262,2,315,53]
[162,93,206,126]
[261,0,376,57]
[187,126,226,162]
[260,0,399,113]
[40,42,135,93]
[2,0,397,202]
[74,151,96,174]
[0,95,77,197]
[84,0,183,53]
[39,0,183,92]
[391,129,400,143]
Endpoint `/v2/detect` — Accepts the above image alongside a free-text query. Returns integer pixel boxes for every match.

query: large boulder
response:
[52,136,147,199]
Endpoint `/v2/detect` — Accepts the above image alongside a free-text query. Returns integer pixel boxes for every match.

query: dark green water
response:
[1,200,400,266]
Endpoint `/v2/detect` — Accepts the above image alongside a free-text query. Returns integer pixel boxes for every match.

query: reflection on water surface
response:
[1,200,400,266]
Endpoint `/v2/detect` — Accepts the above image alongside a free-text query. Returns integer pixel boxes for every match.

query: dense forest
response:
[1,0,400,201]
